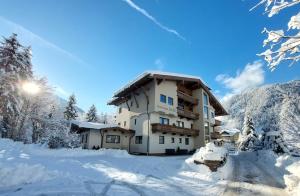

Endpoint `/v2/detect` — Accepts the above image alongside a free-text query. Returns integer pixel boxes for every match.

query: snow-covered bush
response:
[48,135,65,149]
[192,142,228,163]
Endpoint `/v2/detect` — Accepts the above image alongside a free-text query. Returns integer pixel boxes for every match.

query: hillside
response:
[222,80,300,149]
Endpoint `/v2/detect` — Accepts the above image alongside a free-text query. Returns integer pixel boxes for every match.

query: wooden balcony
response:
[177,85,193,95]
[151,123,199,136]
[214,119,222,127]
[177,107,199,120]
[177,90,198,105]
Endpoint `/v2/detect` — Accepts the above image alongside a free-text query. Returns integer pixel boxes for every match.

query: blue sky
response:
[0,0,299,113]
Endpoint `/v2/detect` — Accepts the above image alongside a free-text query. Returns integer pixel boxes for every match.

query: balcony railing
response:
[177,107,199,120]
[151,123,199,136]
[177,90,198,105]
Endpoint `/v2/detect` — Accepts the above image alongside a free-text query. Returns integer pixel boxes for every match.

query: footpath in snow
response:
[0,139,230,196]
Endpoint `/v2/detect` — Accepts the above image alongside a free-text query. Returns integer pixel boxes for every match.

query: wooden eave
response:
[108,73,228,116]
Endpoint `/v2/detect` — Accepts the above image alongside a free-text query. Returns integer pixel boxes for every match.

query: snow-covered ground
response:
[223,151,300,196]
[0,139,229,196]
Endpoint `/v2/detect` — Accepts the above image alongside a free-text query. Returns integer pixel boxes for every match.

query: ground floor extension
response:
[71,121,134,151]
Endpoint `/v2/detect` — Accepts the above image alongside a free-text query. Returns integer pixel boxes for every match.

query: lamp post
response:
[17,81,40,141]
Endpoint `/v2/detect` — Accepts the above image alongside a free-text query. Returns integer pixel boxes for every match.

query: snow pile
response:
[276,155,300,195]
[257,150,300,196]
[183,143,232,182]
[284,161,300,195]
[0,163,57,187]
[192,142,228,162]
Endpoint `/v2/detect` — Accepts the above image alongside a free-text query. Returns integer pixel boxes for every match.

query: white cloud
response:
[216,61,265,94]
[0,16,89,67]
[123,0,186,41]
[216,61,265,102]
[154,58,165,70]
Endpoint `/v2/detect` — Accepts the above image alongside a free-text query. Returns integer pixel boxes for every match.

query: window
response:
[179,138,182,143]
[118,122,121,126]
[81,135,84,143]
[191,124,193,129]
[176,121,184,128]
[135,136,142,144]
[168,97,173,106]
[204,122,210,135]
[185,138,189,145]
[211,111,215,119]
[85,134,88,143]
[159,136,165,144]
[171,137,175,143]
[159,117,169,125]
[204,106,209,119]
[119,107,122,114]
[124,121,126,127]
[160,94,166,103]
[134,119,137,125]
[106,135,120,143]
[203,93,208,105]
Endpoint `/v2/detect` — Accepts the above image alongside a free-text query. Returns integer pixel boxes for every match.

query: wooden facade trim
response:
[151,123,199,136]
[177,90,198,105]
[177,107,199,120]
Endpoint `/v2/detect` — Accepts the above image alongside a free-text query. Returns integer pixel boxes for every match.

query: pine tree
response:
[86,104,98,122]
[0,34,33,140]
[64,94,78,121]
[238,114,260,151]
[242,114,256,136]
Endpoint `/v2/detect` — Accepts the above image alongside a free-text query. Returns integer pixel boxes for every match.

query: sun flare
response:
[22,82,40,95]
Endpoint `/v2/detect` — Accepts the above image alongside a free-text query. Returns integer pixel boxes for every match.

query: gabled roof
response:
[108,71,228,116]
[71,121,134,134]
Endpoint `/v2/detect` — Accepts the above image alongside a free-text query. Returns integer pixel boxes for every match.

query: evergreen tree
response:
[0,33,33,140]
[238,114,260,151]
[64,94,78,121]
[86,104,98,122]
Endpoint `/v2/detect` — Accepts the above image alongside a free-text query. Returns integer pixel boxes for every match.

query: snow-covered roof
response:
[113,70,206,97]
[220,129,240,136]
[72,121,119,130]
[108,70,228,116]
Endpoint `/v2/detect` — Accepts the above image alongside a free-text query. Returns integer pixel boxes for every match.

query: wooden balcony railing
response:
[151,123,199,136]
[177,90,198,105]
[177,107,199,120]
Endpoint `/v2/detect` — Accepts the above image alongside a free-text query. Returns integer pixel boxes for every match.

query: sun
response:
[22,81,40,95]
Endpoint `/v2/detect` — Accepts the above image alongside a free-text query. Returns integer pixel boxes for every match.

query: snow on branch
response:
[252,0,300,70]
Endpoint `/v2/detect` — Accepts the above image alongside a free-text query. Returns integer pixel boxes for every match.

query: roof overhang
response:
[108,71,228,116]
[71,122,135,134]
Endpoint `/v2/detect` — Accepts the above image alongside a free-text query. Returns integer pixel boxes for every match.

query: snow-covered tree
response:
[238,114,261,151]
[0,34,33,140]
[260,113,291,154]
[64,94,78,121]
[251,0,300,70]
[86,104,98,122]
